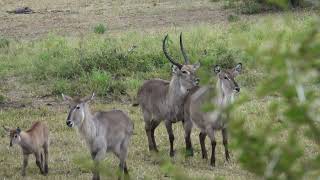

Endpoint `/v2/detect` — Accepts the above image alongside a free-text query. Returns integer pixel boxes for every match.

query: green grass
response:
[0,12,319,179]
[94,24,107,34]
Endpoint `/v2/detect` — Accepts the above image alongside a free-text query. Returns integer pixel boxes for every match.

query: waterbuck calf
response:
[62,93,133,180]
[184,63,242,166]
[3,121,49,176]
[134,33,200,156]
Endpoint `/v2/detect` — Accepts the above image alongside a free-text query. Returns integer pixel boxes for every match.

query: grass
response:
[0,9,319,180]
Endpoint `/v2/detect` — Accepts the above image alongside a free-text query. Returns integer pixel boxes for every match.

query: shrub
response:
[52,79,72,95]
[0,93,5,104]
[228,14,240,22]
[94,24,107,34]
[0,37,9,48]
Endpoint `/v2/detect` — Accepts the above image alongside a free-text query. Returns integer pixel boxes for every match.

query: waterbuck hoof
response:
[44,165,49,174]
[169,150,175,157]
[210,160,215,167]
[185,149,194,157]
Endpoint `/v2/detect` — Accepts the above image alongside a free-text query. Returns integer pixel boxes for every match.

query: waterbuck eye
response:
[224,76,228,80]
[76,106,80,110]
[14,135,17,138]
[182,71,188,74]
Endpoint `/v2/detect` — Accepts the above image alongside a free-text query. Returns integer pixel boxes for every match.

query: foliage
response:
[225,16,320,180]
[225,0,319,14]
[94,24,107,34]
[0,37,9,49]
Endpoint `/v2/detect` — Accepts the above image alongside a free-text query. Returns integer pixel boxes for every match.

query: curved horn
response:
[180,32,190,64]
[163,34,182,69]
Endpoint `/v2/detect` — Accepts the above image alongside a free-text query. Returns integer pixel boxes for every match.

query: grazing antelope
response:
[133,33,200,156]
[3,121,49,176]
[62,93,133,180]
[184,63,242,166]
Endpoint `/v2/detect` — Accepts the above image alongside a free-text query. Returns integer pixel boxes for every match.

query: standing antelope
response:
[184,63,242,166]
[3,121,49,176]
[133,33,200,156]
[62,93,133,180]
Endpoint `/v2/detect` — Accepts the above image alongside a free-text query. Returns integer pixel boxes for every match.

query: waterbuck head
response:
[214,63,242,97]
[163,33,200,93]
[62,93,95,128]
[3,126,21,146]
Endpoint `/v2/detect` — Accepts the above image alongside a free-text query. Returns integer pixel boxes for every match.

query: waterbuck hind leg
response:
[34,152,45,174]
[43,143,49,174]
[206,128,216,167]
[21,154,29,176]
[143,112,156,152]
[199,132,207,159]
[183,120,193,157]
[165,120,175,157]
[117,140,130,180]
[151,120,161,152]
[222,128,230,162]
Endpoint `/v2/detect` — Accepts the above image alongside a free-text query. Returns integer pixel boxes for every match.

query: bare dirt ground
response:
[0,0,232,39]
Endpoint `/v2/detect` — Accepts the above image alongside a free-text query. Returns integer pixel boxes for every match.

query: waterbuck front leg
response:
[21,154,29,176]
[183,119,193,157]
[199,132,207,159]
[206,128,216,166]
[222,128,230,162]
[165,120,175,157]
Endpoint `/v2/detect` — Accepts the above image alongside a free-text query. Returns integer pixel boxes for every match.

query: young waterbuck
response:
[3,121,49,176]
[134,33,200,156]
[184,63,242,166]
[62,93,133,180]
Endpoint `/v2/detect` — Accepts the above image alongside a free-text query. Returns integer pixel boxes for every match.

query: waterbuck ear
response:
[213,65,221,74]
[171,65,179,74]
[62,93,73,101]
[3,125,10,132]
[16,127,21,134]
[82,93,95,103]
[233,63,242,76]
[193,62,200,70]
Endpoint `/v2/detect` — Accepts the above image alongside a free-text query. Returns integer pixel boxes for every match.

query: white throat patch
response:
[180,85,187,94]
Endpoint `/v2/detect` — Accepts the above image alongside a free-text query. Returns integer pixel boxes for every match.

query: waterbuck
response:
[184,63,242,166]
[134,33,200,156]
[62,93,133,180]
[3,121,49,176]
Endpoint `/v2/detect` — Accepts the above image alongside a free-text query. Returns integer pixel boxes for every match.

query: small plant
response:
[228,14,240,22]
[0,37,9,48]
[0,93,5,104]
[94,24,107,34]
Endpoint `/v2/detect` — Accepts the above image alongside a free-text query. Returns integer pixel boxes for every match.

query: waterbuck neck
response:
[18,132,32,150]
[168,75,188,108]
[216,79,234,107]
[77,104,97,144]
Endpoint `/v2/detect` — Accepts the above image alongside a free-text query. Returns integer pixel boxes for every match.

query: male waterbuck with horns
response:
[184,63,242,166]
[62,93,133,180]
[134,33,200,156]
[3,121,49,176]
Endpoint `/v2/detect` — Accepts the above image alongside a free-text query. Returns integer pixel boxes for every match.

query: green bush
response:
[0,37,9,48]
[94,24,107,34]
[0,94,5,104]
